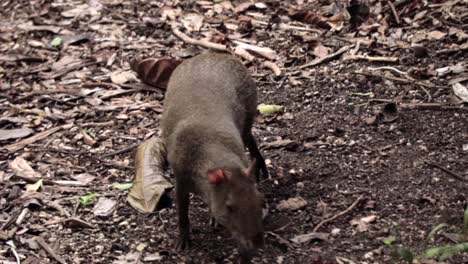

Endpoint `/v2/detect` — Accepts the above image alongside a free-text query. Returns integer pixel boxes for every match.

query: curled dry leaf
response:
[277,197,308,211]
[181,13,204,32]
[93,197,117,217]
[127,137,173,213]
[453,83,468,103]
[110,70,138,85]
[130,58,183,89]
[9,157,42,179]
[350,215,377,232]
[290,10,330,29]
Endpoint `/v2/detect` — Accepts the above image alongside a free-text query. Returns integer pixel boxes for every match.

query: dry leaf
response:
[127,137,173,213]
[313,43,330,59]
[93,197,117,217]
[350,215,377,232]
[277,197,308,211]
[110,70,138,84]
[290,10,330,29]
[130,58,183,89]
[9,157,42,179]
[0,128,34,141]
[453,83,468,103]
[290,232,329,243]
[181,13,204,32]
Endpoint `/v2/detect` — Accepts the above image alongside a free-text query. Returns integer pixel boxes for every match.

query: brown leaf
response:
[290,232,329,243]
[127,137,173,213]
[0,128,34,141]
[277,197,308,211]
[9,157,42,179]
[290,10,330,29]
[313,43,330,59]
[130,58,183,89]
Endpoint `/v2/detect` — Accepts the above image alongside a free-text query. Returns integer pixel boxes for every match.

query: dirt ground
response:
[1,0,467,264]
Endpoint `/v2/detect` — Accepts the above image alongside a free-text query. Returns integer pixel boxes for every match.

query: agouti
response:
[161,51,268,263]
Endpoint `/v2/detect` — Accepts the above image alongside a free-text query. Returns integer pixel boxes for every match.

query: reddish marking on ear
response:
[208,169,225,184]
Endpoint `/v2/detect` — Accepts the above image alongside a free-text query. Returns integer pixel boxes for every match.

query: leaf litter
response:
[1,0,467,263]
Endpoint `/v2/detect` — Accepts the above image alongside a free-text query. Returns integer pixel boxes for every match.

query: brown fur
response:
[161,51,267,263]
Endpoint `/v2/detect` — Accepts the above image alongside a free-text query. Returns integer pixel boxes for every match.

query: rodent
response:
[161,51,268,263]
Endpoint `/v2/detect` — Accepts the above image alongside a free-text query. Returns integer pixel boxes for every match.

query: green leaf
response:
[424,242,468,261]
[390,246,413,263]
[257,104,284,115]
[50,36,62,47]
[80,193,97,206]
[113,183,133,191]
[383,236,396,246]
[26,179,43,192]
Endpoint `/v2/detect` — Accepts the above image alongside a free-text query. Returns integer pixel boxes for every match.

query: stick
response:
[426,162,468,184]
[101,142,140,158]
[297,45,353,70]
[388,1,400,24]
[352,71,442,88]
[171,25,255,62]
[313,195,364,232]
[345,54,399,63]
[35,237,67,264]
[0,124,72,152]
[262,61,282,76]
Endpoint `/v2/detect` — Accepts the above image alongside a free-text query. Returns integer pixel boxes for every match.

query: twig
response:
[0,124,72,152]
[436,44,468,55]
[296,45,353,70]
[352,71,442,88]
[345,54,399,63]
[262,61,282,76]
[171,25,255,62]
[35,236,67,264]
[426,162,468,184]
[368,66,407,75]
[101,142,140,158]
[388,1,400,24]
[313,194,364,232]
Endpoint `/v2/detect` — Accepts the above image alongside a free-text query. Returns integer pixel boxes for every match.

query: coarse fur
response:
[161,51,267,263]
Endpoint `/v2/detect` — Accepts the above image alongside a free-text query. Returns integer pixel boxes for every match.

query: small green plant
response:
[383,236,413,263]
[113,183,133,191]
[79,193,97,206]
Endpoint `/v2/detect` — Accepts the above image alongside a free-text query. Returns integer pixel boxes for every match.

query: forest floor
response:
[1,0,467,263]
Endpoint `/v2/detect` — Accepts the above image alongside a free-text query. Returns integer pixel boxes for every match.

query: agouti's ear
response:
[244,159,257,179]
[208,169,225,184]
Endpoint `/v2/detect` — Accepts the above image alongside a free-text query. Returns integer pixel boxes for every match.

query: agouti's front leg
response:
[175,178,191,250]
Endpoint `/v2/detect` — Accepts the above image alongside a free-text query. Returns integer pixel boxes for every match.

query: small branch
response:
[352,71,442,88]
[313,194,364,232]
[388,1,400,24]
[171,25,255,62]
[296,45,353,70]
[368,66,407,75]
[345,54,399,63]
[35,237,67,264]
[262,61,282,76]
[101,142,140,158]
[426,162,468,184]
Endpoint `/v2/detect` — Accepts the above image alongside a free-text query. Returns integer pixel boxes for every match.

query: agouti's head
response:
[207,160,264,258]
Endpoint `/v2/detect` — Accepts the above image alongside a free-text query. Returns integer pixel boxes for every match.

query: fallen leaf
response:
[290,10,330,29]
[25,179,43,192]
[290,232,329,243]
[50,36,62,47]
[127,137,173,213]
[313,43,330,59]
[113,183,133,190]
[62,217,95,229]
[130,58,183,89]
[277,197,308,211]
[9,157,42,179]
[0,128,34,141]
[93,197,117,217]
[453,83,468,103]
[257,104,284,115]
[71,173,96,184]
[428,30,446,40]
[350,215,377,232]
[263,139,298,149]
[181,13,204,32]
[111,70,138,84]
